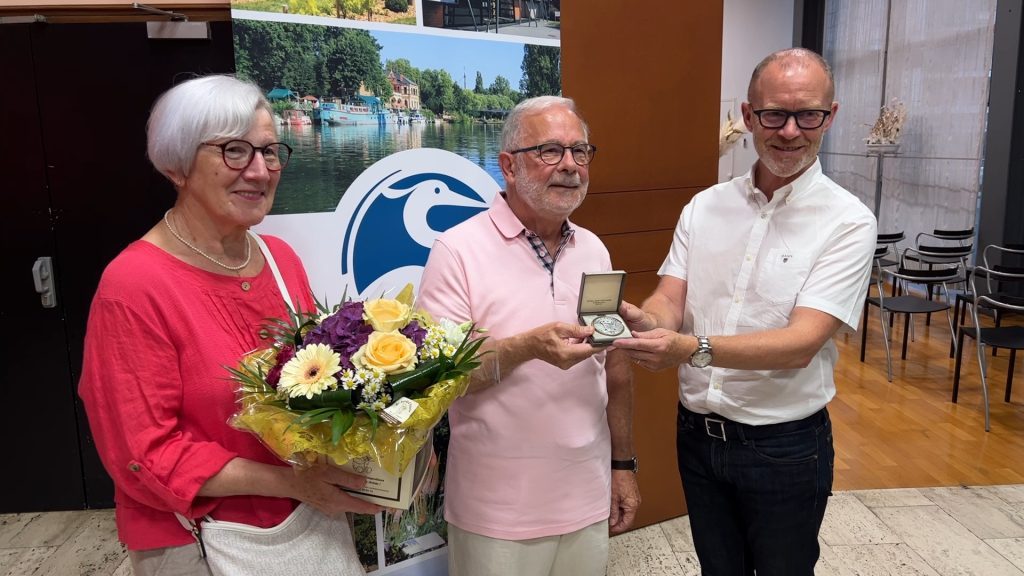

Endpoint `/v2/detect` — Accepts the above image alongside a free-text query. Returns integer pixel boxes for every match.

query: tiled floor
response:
[3,485,1024,575]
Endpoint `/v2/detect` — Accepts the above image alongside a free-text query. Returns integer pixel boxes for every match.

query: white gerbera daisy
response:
[278,343,342,399]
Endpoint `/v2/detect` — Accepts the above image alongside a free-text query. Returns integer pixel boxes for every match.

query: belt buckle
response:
[705,417,727,441]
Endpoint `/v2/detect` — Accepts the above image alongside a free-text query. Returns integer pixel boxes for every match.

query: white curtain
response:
[821,0,996,245]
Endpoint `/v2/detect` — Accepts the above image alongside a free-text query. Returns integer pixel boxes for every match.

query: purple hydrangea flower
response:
[303,301,372,370]
[400,320,427,348]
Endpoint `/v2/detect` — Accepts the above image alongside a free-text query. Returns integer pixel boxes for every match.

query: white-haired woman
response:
[79,75,380,575]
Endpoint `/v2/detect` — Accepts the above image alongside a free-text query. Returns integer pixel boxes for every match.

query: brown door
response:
[0,19,234,512]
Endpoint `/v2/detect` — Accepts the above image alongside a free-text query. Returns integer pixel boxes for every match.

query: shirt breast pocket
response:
[755,249,812,304]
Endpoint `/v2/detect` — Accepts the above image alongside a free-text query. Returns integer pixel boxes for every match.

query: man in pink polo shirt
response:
[417,96,638,576]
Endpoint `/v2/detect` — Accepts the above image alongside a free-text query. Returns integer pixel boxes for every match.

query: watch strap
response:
[611,457,638,473]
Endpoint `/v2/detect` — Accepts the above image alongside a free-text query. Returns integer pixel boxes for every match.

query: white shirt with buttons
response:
[659,159,877,425]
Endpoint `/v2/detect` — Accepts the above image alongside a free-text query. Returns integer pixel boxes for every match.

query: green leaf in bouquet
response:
[330,410,355,445]
[387,361,445,396]
[287,389,355,411]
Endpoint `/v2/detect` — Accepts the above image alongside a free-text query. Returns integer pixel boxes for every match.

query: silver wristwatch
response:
[689,336,713,368]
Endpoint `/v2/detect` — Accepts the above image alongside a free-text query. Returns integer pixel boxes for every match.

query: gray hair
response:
[147,75,274,180]
[748,48,835,103]
[501,96,590,151]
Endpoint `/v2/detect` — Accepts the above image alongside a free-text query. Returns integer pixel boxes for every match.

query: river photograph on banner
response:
[232,14,561,216]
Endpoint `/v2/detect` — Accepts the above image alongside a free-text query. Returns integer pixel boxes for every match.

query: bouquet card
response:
[339,441,432,510]
[578,271,628,346]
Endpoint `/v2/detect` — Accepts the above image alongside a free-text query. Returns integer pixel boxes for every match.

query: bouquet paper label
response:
[338,436,432,510]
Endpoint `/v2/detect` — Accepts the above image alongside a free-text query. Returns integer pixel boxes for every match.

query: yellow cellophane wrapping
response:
[231,348,469,476]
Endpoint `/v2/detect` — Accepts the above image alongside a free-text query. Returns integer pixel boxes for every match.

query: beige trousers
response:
[448,519,609,576]
[128,543,213,576]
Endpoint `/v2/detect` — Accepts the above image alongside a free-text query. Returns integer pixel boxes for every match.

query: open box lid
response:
[577,271,626,316]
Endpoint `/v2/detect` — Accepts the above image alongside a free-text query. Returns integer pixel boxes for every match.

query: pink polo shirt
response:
[417,193,612,540]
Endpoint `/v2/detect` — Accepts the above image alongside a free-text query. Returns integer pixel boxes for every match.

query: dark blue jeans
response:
[676,403,834,576]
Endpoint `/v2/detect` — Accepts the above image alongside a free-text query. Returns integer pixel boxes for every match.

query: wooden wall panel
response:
[562,0,725,529]
[562,2,723,194]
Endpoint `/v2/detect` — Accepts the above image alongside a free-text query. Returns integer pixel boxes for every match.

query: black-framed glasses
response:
[751,109,832,130]
[509,142,597,166]
[200,140,293,171]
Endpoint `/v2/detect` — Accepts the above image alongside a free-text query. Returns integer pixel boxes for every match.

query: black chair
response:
[952,244,1024,431]
[912,228,974,326]
[861,245,968,382]
[876,231,905,270]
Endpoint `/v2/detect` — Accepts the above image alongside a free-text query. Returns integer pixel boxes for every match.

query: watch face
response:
[691,351,712,368]
[592,315,625,337]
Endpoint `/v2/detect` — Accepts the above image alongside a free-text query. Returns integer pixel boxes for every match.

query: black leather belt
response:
[679,403,828,442]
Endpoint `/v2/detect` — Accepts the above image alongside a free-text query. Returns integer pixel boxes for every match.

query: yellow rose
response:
[353,331,418,374]
[363,298,412,332]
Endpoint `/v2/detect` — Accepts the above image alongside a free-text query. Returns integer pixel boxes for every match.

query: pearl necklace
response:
[163,209,252,272]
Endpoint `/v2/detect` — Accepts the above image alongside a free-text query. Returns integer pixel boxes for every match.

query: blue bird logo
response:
[337,149,497,296]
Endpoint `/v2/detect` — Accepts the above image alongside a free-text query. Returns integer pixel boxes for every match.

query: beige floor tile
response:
[984,484,1024,504]
[874,505,1024,576]
[110,556,132,576]
[659,515,695,553]
[816,538,844,576]
[608,524,683,576]
[853,488,933,508]
[669,551,701,576]
[919,486,1024,539]
[823,543,941,575]
[31,511,125,576]
[821,493,901,546]
[988,538,1024,572]
[0,547,57,576]
[0,511,92,548]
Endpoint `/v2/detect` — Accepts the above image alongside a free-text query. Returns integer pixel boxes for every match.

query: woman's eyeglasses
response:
[201,140,293,171]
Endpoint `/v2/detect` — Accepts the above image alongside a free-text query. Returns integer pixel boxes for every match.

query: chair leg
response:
[994,310,1001,357]
[944,305,958,360]
[1007,350,1016,403]
[860,301,868,363]
[953,329,966,403]
[878,302,893,382]
[976,339,992,432]
[901,314,911,360]
[951,298,965,358]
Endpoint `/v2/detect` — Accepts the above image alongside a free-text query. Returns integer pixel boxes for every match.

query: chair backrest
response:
[932,228,974,243]
[913,228,975,265]
[893,246,966,284]
[878,231,905,246]
[873,231,904,267]
[973,244,1024,308]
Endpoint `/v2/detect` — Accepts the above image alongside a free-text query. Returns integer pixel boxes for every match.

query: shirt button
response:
[735,297,741,303]
[760,213,767,219]
[128,463,141,472]
[713,382,722,390]
[258,328,271,340]
[746,255,752,262]
[241,281,251,291]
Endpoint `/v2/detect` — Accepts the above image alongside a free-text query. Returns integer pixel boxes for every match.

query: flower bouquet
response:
[228,284,485,507]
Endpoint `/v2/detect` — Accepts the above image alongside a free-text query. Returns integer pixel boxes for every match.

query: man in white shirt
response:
[613,48,876,575]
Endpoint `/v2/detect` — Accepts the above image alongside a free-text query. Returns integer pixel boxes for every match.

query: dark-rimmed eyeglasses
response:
[509,142,597,166]
[200,140,293,171]
[751,109,832,130]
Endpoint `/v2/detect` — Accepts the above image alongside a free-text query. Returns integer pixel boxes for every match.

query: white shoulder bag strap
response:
[173,232,294,557]
[249,232,294,312]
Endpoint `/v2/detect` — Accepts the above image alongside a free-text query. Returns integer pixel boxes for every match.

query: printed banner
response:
[232,1,562,572]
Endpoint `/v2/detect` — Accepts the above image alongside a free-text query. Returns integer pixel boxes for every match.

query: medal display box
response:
[578,271,628,346]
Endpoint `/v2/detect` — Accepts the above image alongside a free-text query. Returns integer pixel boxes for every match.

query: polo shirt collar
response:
[489,192,578,241]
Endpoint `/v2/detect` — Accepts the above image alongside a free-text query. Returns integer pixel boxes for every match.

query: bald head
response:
[748,48,835,104]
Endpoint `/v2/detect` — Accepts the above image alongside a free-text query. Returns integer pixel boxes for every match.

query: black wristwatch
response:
[689,335,713,368]
[611,457,638,473]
